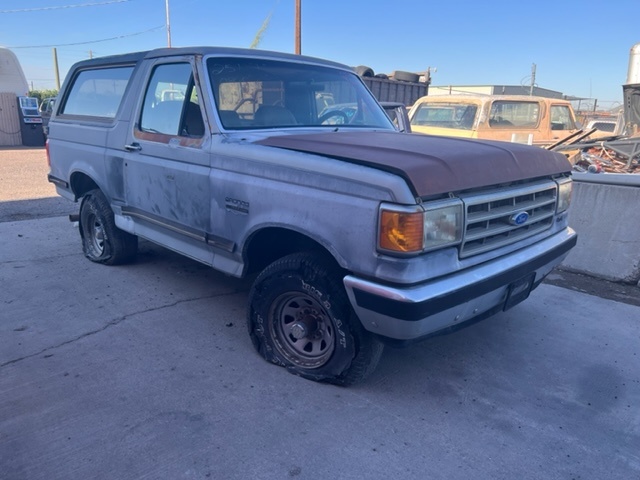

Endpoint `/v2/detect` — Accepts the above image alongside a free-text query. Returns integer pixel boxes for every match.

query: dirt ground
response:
[0,146,52,200]
[0,146,78,221]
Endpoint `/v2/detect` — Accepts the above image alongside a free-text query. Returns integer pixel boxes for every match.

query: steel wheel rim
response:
[269,291,335,369]
[87,213,105,255]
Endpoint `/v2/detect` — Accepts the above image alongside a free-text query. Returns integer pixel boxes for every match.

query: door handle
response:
[124,143,141,152]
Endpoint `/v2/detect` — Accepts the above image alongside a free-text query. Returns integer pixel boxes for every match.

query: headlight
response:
[423,201,463,251]
[378,200,463,255]
[556,178,572,213]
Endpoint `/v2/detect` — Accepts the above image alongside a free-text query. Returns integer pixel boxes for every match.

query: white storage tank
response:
[626,42,640,85]
[0,47,30,146]
[0,47,29,95]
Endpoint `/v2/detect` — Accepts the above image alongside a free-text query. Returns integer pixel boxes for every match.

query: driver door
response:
[123,59,211,254]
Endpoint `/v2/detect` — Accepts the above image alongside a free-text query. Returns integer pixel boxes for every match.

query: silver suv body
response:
[47,47,577,385]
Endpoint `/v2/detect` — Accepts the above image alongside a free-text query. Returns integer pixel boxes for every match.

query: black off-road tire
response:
[355,65,375,77]
[247,252,384,386]
[79,189,138,265]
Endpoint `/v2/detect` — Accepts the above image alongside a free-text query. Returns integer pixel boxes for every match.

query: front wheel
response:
[247,252,383,386]
[79,189,138,265]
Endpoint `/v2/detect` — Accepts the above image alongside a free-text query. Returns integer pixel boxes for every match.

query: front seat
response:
[254,105,297,127]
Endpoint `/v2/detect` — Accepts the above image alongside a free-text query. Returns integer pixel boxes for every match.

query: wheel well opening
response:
[70,173,99,200]
[245,228,338,275]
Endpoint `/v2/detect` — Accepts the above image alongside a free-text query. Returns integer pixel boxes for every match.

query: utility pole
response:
[52,48,61,90]
[165,0,172,47]
[529,63,536,96]
[294,0,301,54]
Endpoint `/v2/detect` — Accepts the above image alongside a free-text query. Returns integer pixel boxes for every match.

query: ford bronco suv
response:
[46,47,577,385]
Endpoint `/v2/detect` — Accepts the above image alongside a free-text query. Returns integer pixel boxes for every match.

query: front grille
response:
[459,180,557,258]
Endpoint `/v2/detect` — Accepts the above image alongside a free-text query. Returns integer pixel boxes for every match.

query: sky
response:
[1,0,638,110]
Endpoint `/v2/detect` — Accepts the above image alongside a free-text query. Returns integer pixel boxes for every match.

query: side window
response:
[550,105,576,131]
[139,63,204,137]
[61,66,134,118]
[410,103,477,130]
[489,101,539,128]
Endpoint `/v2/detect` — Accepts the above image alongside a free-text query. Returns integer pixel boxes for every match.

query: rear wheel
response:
[247,252,383,386]
[79,189,138,265]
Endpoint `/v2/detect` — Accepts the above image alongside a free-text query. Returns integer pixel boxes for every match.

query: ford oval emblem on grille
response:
[510,211,529,225]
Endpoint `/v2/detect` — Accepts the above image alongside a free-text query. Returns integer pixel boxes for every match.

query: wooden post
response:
[52,48,61,90]
[295,0,301,54]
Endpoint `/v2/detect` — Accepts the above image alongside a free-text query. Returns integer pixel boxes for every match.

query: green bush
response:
[28,89,59,104]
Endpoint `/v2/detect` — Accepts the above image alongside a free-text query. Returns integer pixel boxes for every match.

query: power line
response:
[7,25,164,48]
[0,0,132,14]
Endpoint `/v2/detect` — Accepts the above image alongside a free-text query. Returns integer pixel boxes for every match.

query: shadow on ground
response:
[544,267,640,307]
[0,197,78,223]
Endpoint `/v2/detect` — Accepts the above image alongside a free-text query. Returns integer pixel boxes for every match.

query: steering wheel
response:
[318,110,349,125]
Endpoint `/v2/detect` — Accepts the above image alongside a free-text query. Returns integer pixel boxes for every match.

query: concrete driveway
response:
[1,214,639,480]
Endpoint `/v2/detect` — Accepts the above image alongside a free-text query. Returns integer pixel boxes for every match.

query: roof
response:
[413,94,573,105]
[68,46,350,72]
[429,84,567,99]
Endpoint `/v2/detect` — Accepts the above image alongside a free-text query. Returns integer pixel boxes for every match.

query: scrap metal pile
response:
[552,132,640,174]
[571,142,640,173]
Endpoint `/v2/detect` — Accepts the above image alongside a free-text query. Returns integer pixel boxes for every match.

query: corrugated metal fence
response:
[0,92,22,146]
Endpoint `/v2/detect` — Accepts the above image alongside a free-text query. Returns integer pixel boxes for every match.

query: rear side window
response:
[590,121,616,132]
[61,66,134,118]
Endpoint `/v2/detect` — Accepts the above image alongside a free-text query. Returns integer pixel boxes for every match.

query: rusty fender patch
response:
[225,197,249,215]
[134,131,204,148]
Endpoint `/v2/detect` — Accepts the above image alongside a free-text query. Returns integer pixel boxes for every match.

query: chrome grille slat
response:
[459,180,557,259]
[465,211,555,242]
[467,198,556,223]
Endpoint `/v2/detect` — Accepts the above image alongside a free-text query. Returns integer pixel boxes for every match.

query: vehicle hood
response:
[255,131,571,198]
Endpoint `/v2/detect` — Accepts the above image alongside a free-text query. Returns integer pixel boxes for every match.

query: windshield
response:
[410,102,478,130]
[207,57,394,130]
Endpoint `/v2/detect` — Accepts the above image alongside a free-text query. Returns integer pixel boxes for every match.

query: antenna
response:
[529,63,536,96]
[165,0,172,48]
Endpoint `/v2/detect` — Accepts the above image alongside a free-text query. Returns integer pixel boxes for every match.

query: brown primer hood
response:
[255,131,571,198]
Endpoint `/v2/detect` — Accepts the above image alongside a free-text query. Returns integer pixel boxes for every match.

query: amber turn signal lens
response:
[379,211,424,253]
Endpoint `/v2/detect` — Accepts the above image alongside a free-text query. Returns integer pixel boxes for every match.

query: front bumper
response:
[343,227,577,342]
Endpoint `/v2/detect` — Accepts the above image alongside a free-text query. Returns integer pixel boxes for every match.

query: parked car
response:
[39,97,56,134]
[380,102,411,133]
[46,47,576,385]
[584,117,622,138]
[408,94,580,146]
[39,96,56,116]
